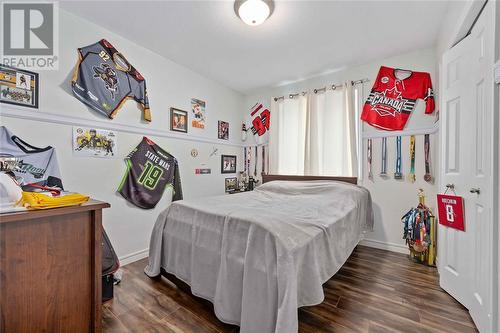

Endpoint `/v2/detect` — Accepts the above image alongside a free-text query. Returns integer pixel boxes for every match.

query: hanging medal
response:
[424,134,432,182]
[266,145,270,174]
[243,147,247,173]
[367,139,373,179]
[394,136,403,179]
[254,145,258,177]
[246,146,252,176]
[408,135,416,183]
[261,145,266,175]
[380,137,387,177]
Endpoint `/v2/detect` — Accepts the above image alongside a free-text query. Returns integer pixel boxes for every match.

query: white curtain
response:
[269,83,358,177]
[269,94,308,175]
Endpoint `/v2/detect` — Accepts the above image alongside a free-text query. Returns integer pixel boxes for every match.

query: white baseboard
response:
[119,248,149,266]
[360,239,408,254]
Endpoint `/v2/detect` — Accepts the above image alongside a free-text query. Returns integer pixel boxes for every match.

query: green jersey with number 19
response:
[118,137,182,209]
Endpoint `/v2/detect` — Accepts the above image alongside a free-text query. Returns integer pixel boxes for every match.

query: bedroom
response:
[0,0,498,332]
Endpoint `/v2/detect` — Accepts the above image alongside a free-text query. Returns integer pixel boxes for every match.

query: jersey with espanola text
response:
[71,39,151,122]
[118,137,182,209]
[361,66,435,131]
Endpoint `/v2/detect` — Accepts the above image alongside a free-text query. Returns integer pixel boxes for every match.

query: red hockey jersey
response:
[361,66,435,130]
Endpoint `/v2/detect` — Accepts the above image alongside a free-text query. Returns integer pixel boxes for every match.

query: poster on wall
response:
[72,126,117,158]
[191,98,206,129]
[0,64,39,109]
[218,120,229,140]
[246,102,270,144]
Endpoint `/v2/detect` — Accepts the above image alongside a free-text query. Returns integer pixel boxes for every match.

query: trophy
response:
[0,154,23,212]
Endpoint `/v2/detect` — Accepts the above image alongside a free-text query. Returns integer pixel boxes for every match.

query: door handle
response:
[470,188,480,194]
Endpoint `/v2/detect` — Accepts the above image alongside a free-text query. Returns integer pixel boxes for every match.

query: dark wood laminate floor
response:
[103,245,478,333]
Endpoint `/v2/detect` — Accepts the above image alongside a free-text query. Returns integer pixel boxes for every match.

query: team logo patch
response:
[381,76,389,83]
[92,63,119,100]
[367,85,415,118]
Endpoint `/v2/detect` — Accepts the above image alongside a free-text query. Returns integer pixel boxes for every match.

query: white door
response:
[466,2,494,332]
[439,31,474,310]
[439,2,495,332]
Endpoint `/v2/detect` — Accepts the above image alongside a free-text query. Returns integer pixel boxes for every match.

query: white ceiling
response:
[61,1,450,94]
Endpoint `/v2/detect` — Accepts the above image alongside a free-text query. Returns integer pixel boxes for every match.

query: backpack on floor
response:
[102,228,119,302]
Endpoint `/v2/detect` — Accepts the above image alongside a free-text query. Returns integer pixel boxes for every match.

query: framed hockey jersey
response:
[71,39,151,122]
[246,102,270,144]
[118,137,182,209]
[361,66,435,131]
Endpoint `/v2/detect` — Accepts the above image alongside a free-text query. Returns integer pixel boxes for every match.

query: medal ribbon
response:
[261,145,266,175]
[395,136,402,179]
[367,139,373,178]
[409,135,416,183]
[424,134,432,182]
[243,147,247,173]
[254,146,258,177]
[245,147,252,176]
[380,137,387,176]
[266,145,270,174]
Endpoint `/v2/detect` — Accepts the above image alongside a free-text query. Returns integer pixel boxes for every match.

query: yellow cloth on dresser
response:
[18,192,90,210]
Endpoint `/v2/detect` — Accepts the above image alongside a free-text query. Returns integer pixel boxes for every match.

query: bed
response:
[144,175,373,333]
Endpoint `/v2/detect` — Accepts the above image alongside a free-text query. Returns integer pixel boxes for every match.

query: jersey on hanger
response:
[71,39,151,122]
[361,66,435,131]
[118,137,182,209]
[0,126,63,188]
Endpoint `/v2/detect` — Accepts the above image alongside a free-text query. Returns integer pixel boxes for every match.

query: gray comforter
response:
[145,180,373,333]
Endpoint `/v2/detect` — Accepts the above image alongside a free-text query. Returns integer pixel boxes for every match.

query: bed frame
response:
[159,174,357,300]
[262,174,358,185]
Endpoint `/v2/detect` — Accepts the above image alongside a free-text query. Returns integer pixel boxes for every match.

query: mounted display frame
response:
[170,107,188,133]
[0,64,39,109]
[221,154,237,174]
[225,177,237,192]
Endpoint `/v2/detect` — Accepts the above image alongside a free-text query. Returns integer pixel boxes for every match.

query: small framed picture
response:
[170,108,188,133]
[221,154,237,174]
[225,177,238,192]
[218,120,229,140]
[0,64,39,109]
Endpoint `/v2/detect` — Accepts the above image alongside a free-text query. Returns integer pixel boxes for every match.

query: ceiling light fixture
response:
[234,0,274,26]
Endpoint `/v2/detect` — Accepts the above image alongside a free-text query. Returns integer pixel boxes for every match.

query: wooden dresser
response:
[0,200,110,333]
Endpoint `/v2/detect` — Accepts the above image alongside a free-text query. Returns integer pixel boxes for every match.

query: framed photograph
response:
[218,120,229,140]
[0,64,39,109]
[170,108,188,133]
[225,177,238,192]
[221,154,237,174]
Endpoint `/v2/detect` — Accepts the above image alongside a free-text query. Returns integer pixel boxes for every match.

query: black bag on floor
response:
[102,228,119,303]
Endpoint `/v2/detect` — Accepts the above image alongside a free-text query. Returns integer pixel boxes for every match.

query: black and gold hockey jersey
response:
[71,39,151,122]
[118,137,182,209]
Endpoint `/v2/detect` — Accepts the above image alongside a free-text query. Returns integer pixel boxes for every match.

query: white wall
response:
[495,1,500,330]
[0,9,245,264]
[245,48,439,253]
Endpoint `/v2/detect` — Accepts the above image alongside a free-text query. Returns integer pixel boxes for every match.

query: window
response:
[269,83,359,177]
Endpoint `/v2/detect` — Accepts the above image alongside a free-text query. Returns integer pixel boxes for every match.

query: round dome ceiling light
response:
[234,0,274,26]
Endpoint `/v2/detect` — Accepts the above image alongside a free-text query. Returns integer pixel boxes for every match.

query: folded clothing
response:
[18,191,89,210]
